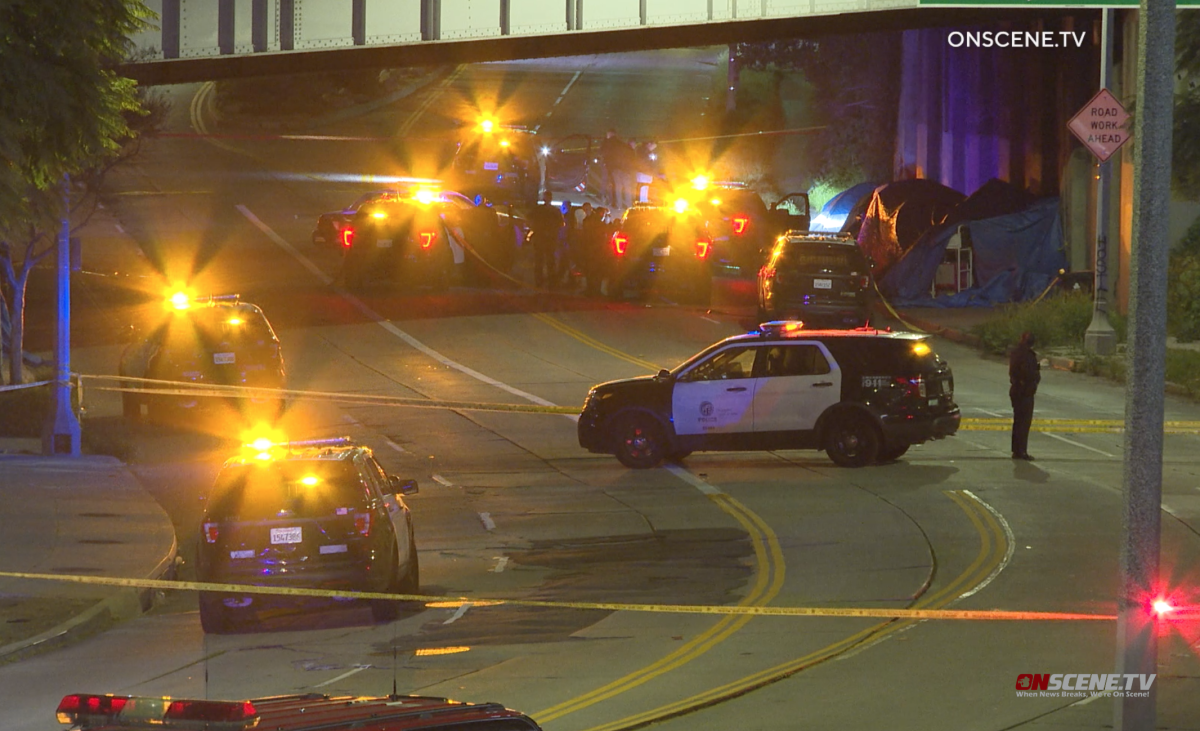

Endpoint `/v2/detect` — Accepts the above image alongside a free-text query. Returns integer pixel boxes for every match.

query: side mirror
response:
[390,476,419,496]
[657,369,673,381]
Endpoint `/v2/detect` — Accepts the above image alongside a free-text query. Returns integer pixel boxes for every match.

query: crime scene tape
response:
[0,569,1117,622]
[870,283,926,334]
[0,379,52,393]
[961,417,1200,434]
[77,374,578,416]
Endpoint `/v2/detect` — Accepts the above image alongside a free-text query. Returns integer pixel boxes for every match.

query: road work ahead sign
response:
[1068,89,1131,162]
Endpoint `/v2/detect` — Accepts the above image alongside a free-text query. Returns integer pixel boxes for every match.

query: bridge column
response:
[422,0,441,41]
[251,0,267,51]
[353,0,366,44]
[280,0,294,50]
[162,0,180,58]
[218,0,234,55]
[501,0,510,34]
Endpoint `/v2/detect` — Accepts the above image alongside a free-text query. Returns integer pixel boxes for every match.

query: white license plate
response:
[483,162,500,171]
[270,527,302,545]
[230,550,255,559]
[377,238,393,248]
[652,247,670,257]
[319,544,348,555]
[929,398,939,406]
[213,352,235,365]
[813,278,832,289]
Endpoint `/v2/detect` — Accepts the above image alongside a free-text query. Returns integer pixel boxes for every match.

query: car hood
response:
[592,374,669,394]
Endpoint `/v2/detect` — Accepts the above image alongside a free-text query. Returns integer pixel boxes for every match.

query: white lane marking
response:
[384,439,407,454]
[699,316,721,325]
[342,414,361,426]
[478,512,496,531]
[490,556,508,573]
[1072,693,1110,706]
[1041,431,1115,458]
[957,490,1016,599]
[552,70,583,107]
[431,474,454,487]
[978,409,1005,418]
[237,205,561,410]
[664,465,723,496]
[311,665,370,688]
[443,602,473,624]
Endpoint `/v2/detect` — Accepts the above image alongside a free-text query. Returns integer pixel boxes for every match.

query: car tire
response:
[824,414,881,468]
[611,412,667,469]
[878,443,910,463]
[371,547,405,623]
[199,592,235,634]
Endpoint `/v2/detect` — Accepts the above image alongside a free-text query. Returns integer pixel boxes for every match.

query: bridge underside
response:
[121,6,1087,86]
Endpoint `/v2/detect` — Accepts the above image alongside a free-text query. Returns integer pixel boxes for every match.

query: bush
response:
[972,290,1120,355]
[1168,215,1200,342]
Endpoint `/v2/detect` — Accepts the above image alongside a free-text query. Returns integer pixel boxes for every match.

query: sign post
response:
[1069,77,1130,356]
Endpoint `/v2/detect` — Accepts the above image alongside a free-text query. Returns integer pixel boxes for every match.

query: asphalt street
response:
[3,50,1200,731]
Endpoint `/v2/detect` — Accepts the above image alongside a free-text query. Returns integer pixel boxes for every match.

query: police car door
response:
[751,342,841,432]
[672,345,759,435]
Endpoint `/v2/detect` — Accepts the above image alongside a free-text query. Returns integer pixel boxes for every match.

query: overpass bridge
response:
[122,0,1064,85]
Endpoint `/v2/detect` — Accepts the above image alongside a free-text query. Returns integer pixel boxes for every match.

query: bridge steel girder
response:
[121,3,1088,86]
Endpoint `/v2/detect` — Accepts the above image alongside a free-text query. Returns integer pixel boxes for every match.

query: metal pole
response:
[1114,0,1174,728]
[42,175,81,456]
[1085,9,1117,355]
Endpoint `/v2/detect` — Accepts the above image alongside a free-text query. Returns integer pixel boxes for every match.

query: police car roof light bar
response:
[57,694,259,730]
[281,437,353,449]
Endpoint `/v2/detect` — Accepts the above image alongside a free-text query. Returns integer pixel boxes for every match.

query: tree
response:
[0,0,151,383]
[1174,12,1200,199]
[736,33,902,190]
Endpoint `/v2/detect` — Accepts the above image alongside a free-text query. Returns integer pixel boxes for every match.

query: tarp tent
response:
[809,182,880,232]
[880,196,1067,307]
[855,180,966,273]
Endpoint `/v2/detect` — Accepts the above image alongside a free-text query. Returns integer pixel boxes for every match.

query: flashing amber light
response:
[912,342,931,356]
[299,475,320,487]
[783,321,805,334]
[690,175,710,191]
[371,210,387,220]
[226,317,243,326]
[612,232,628,256]
[478,117,496,134]
[499,139,510,148]
[709,197,722,206]
[414,646,471,657]
[419,230,437,249]
[166,288,193,311]
[732,215,749,234]
[673,198,690,214]
[694,239,711,259]
[413,188,440,205]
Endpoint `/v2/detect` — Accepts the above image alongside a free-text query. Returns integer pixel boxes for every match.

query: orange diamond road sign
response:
[1069,89,1131,162]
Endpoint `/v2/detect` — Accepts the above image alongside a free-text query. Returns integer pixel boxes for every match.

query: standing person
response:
[611,141,638,210]
[598,129,625,208]
[528,191,564,288]
[558,199,577,287]
[634,140,658,203]
[1008,331,1040,461]
[579,203,606,295]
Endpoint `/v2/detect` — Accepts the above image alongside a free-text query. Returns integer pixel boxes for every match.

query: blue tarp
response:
[882,197,1066,308]
[809,182,880,232]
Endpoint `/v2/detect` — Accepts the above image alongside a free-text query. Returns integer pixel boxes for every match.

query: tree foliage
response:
[736,33,902,190]
[0,0,149,236]
[1175,12,1200,200]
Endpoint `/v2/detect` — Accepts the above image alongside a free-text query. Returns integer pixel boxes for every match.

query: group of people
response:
[598,128,661,212]
[525,192,618,294]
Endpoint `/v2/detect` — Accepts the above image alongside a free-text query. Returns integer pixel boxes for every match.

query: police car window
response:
[683,346,758,381]
[761,344,831,377]
[208,462,371,521]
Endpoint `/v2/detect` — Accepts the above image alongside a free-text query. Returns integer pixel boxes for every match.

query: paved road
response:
[3,51,1199,731]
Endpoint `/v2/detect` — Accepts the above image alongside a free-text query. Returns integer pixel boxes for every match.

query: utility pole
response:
[1085,9,1117,356]
[42,175,81,456]
[1114,0,1174,728]
[727,43,739,112]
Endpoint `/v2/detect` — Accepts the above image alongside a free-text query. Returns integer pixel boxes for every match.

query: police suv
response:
[578,321,960,468]
[54,692,541,731]
[196,438,419,633]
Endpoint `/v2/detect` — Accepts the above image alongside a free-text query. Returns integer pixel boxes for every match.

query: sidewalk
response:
[0,450,177,663]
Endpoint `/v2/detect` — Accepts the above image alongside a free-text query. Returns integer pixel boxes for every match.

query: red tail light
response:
[418,230,437,249]
[731,215,749,235]
[858,275,870,289]
[341,226,355,248]
[694,239,711,259]
[165,699,258,723]
[203,522,219,544]
[355,512,372,536]
[612,232,628,256]
[895,376,927,398]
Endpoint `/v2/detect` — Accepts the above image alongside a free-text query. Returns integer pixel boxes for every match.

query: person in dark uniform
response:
[527,190,564,288]
[1009,331,1040,460]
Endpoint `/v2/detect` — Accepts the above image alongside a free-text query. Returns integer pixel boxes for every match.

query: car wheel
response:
[371,547,404,623]
[612,413,667,469]
[199,592,234,634]
[823,414,881,468]
[878,442,910,463]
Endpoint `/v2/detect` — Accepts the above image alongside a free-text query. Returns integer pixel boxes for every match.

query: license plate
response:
[814,278,832,289]
[213,352,235,365]
[230,550,254,559]
[270,527,302,544]
[377,238,393,248]
[652,247,670,257]
[483,162,499,171]
[929,398,939,406]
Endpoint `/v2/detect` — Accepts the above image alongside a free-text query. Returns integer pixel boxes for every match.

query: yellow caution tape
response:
[0,570,1115,622]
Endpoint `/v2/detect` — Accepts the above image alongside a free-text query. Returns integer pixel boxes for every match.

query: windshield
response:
[208,461,371,521]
